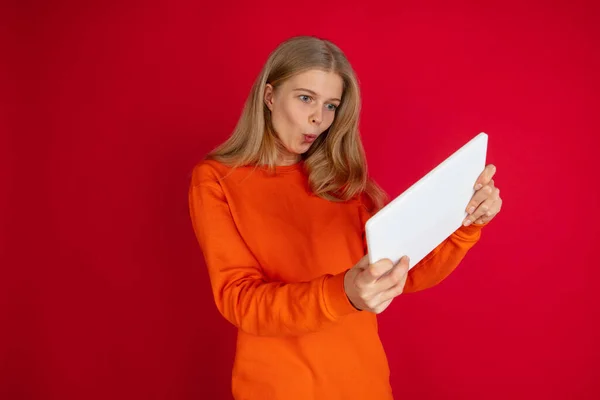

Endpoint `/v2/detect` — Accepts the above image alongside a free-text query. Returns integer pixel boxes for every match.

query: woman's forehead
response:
[283,70,343,99]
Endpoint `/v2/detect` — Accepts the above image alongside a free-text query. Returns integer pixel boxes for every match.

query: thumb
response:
[359,258,394,284]
[352,254,370,270]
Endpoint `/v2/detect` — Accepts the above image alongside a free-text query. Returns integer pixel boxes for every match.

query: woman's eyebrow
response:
[293,88,341,103]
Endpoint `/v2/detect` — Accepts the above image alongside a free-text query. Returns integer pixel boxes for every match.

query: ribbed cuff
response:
[322,271,361,319]
[454,220,489,240]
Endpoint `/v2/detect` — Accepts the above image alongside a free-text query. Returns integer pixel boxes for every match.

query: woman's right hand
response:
[343,254,410,314]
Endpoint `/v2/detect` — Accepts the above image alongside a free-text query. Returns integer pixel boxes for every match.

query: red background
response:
[3,0,600,399]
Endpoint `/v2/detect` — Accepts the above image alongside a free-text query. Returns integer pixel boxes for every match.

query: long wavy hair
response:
[206,35,388,212]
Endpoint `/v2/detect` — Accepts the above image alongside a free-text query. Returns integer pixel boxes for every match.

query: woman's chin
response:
[298,145,313,154]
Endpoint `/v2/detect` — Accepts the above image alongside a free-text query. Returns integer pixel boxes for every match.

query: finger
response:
[353,254,371,270]
[474,215,489,225]
[358,258,394,285]
[379,264,409,302]
[474,164,496,190]
[465,183,494,215]
[372,298,393,314]
[464,197,498,226]
[365,259,408,313]
[474,197,502,224]
[373,256,409,292]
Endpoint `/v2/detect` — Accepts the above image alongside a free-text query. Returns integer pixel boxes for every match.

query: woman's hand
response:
[463,164,503,226]
[344,255,410,314]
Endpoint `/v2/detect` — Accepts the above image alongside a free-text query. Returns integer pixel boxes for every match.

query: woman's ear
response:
[264,83,274,111]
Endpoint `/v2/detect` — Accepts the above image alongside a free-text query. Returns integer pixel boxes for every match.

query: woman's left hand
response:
[463,164,503,226]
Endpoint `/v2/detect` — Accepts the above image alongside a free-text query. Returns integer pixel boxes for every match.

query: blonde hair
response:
[206,35,388,212]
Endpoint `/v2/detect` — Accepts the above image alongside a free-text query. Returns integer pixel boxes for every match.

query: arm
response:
[358,192,487,293]
[403,222,487,293]
[188,164,359,337]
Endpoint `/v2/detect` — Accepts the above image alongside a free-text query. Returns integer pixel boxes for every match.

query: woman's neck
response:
[276,154,301,166]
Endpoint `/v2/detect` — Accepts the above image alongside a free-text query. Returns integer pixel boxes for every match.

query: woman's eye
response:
[326,104,338,111]
[299,95,311,102]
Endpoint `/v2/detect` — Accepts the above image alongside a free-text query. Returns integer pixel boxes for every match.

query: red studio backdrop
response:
[3,1,600,399]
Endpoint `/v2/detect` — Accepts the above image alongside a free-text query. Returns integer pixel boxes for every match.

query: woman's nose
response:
[310,107,322,125]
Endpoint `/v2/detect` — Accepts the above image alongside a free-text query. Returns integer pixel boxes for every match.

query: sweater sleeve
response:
[188,163,359,337]
[402,222,487,293]
[358,192,488,293]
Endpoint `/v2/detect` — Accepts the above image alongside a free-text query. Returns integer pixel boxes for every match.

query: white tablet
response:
[365,132,488,268]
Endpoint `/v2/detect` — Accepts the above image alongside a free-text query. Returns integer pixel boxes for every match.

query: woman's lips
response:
[303,134,317,143]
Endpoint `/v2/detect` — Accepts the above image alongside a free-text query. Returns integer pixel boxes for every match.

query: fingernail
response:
[474,184,482,190]
[468,206,475,214]
[464,219,472,226]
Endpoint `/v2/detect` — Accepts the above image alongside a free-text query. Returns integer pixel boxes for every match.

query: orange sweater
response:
[188,159,486,400]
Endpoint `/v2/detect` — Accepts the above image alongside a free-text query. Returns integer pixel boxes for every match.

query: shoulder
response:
[356,190,375,211]
[190,159,231,186]
[355,184,388,218]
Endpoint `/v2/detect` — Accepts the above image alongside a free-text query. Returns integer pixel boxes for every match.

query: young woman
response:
[188,35,502,400]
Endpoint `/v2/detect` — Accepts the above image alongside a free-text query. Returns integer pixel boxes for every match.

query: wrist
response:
[343,270,362,311]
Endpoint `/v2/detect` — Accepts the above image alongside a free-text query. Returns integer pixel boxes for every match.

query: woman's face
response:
[264,69,343,165]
